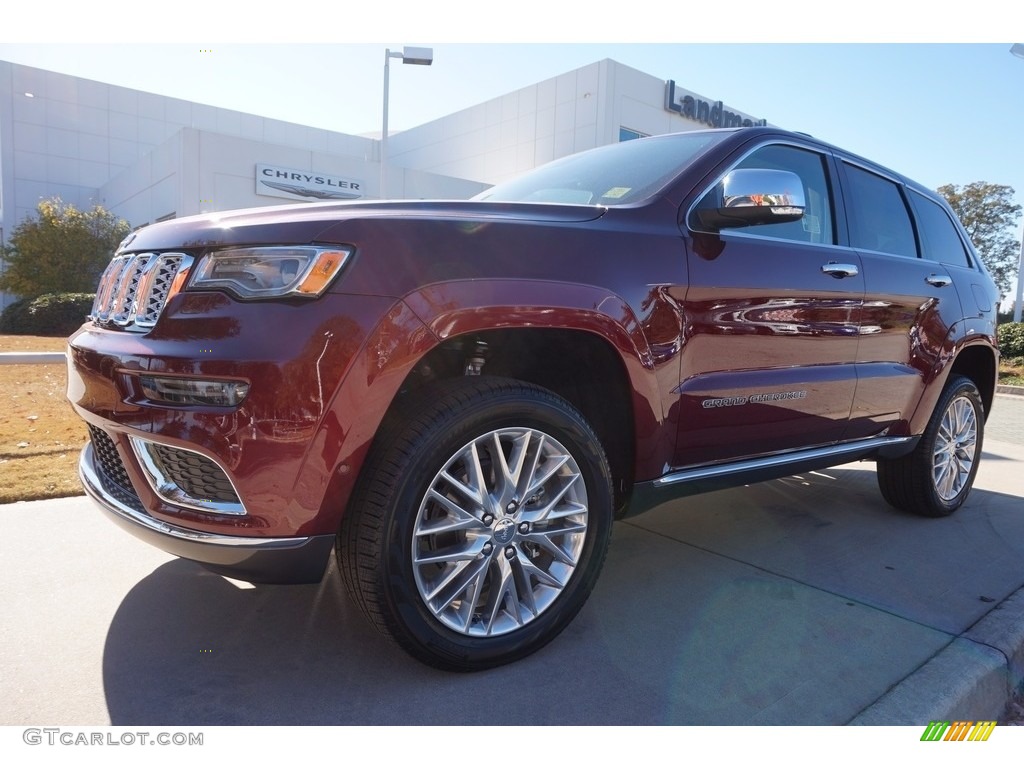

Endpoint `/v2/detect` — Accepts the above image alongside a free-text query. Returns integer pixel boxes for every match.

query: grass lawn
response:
[0,334,87,503]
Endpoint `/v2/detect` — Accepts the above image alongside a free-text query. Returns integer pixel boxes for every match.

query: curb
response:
[852,588,1024,724]
[0,351,66,365]
[996,384,1024,397]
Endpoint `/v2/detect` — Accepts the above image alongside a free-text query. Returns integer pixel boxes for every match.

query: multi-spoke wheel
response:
[338,377,613,670]
[413,427,589,637]
[877,375,985,517]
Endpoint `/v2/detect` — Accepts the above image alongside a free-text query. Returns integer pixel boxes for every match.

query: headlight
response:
[188,246,352,299]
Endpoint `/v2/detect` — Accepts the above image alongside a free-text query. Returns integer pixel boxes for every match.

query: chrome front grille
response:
[91,252,190,331]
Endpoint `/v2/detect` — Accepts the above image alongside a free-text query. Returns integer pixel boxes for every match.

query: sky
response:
[3,3,1024,302]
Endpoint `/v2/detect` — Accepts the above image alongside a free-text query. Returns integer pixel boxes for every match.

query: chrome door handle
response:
[925,274,952,287]
[821,263,859,278]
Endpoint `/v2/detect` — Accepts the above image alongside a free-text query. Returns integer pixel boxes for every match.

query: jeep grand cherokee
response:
[68,127,1000,670]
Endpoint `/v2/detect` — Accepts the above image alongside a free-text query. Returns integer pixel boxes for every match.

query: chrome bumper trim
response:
[128,436,247,516]
[80,442,307,550]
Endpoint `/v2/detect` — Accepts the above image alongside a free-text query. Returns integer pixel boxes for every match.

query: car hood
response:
[120,200,608,253]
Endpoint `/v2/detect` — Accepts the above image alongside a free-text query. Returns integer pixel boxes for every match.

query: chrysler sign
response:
[256,164,364,201]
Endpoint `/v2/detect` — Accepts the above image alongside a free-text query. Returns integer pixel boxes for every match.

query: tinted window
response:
[692,143,835,244]
[843,163,918,258]
[476,132,726,206]
[908,190,972,267]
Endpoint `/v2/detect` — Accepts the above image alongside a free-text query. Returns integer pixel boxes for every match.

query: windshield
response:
[474,131,729,206]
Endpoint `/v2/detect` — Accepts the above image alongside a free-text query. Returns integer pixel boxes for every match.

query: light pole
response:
[381,46,433,200]
[1012,44,1024,322]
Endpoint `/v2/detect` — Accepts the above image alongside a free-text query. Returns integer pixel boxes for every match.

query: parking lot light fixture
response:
[381,46,433,199]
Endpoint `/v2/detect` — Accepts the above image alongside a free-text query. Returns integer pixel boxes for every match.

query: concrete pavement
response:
[1,396,1022,725]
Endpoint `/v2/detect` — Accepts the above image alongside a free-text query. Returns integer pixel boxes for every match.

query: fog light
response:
[139,375,249,407]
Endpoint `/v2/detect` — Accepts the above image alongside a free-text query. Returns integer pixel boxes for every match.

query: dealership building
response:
[0,57,768,309]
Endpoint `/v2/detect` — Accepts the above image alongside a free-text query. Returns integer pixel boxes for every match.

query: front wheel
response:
[338,377,614,671]
[877,374,984,517]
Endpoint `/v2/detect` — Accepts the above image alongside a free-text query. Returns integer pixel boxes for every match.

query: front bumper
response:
[80,442,334,583]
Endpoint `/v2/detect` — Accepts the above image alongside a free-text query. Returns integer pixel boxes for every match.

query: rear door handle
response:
[925,274,952,287]
[821,263,859,278]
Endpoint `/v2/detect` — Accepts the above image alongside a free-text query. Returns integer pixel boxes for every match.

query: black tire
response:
[877,375,984,517]
[338,376,614,671]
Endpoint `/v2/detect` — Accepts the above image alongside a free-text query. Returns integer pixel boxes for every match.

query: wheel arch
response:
[298,280,670,535]
[390,326,639,515]
[947,342,998,422]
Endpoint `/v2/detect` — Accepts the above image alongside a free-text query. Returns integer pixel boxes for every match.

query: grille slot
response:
[150,445,241,505]
[91,252,190,331]
[87,425,142,511]
[128,437,246,515]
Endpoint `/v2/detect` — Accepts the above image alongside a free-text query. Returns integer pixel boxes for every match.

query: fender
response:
[907,317,999,436]
[291,278,674,535]
[401,278,673,476]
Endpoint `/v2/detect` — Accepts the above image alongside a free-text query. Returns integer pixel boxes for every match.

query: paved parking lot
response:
[2,396,1022,726]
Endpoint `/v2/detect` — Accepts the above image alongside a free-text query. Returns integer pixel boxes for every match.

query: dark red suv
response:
[68,127,1000,669]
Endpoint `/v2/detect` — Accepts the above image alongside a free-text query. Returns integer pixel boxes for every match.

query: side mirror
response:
[692,168,806,231]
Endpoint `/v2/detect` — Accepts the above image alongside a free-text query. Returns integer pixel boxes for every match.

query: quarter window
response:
[843,163,918,259]
[908,190,972,267]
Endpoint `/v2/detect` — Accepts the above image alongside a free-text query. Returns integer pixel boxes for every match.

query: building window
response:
[619,127,648,142]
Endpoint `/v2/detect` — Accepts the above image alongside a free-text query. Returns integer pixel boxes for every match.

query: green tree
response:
[937,182,1021,301]
[0,197,130,298]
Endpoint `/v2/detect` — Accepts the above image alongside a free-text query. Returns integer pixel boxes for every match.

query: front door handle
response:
[821,263,859,278]
[925,274,952,288]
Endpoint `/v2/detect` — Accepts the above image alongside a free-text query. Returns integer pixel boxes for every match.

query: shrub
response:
[0,292,94,336]
[0,197,129,298]
[999,323,1024,358]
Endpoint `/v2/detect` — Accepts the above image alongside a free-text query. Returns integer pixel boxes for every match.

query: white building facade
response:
[0,57,767,309]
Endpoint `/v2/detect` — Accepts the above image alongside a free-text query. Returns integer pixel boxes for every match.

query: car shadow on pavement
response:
[101,461,1024,727]
[101,555,652,726]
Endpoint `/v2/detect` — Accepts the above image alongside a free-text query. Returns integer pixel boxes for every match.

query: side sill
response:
[625,435,916,518]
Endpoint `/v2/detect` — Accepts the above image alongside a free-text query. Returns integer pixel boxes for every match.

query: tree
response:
[937,182,1021,301]
[0,197,130,298]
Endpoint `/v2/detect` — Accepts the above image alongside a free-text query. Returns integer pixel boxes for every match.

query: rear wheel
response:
[877,375,984,517]
[338,376,613,670]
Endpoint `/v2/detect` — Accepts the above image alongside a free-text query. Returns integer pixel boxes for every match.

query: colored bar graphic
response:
[968,722,996,741]
[919,720,995,742]
[920,721,950,741]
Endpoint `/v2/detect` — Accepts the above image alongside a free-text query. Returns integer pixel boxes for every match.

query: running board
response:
[626,436,916,518]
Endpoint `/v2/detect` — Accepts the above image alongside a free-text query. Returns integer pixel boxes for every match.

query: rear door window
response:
[842,163,918,259]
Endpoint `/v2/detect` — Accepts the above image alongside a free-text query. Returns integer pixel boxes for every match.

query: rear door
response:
[837,160,966,440]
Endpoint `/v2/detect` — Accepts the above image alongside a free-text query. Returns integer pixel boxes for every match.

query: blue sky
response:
[2,42,1019,199]
[4,5,1023,302]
